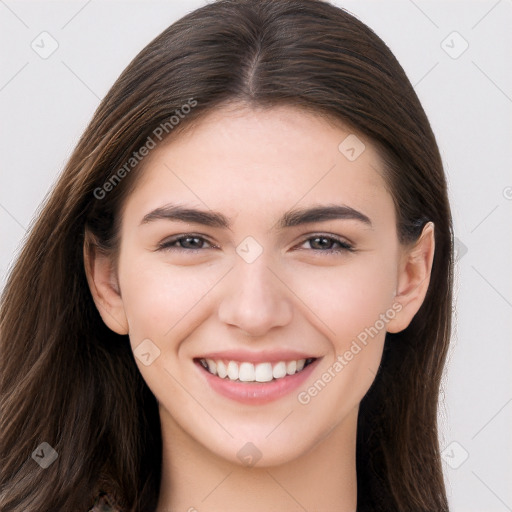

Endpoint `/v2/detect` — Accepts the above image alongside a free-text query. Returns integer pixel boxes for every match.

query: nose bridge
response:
[217,246,293,337]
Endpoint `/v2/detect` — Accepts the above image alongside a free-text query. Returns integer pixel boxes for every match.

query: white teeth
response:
[199,357,314,382]
[254,362,273,382]
[206,358,217,374]
[286,360,297,375]
[216,360,227,378]
[239,362,255,382]
[227,361,239,380]
[272,361,287,379]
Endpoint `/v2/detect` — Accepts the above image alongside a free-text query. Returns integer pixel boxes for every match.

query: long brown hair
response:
[0,1,453,510]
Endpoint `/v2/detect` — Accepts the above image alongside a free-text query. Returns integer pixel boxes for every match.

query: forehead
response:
[122,104,394,230]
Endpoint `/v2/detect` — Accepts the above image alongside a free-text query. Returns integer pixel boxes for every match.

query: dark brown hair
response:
[0,1,453,510]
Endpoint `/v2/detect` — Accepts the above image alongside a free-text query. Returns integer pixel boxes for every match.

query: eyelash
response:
[157,234,354,255]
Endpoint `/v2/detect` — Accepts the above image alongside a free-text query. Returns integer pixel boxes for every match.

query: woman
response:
[0,0,453,511]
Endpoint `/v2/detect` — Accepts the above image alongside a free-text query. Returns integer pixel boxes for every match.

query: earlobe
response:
[387,222,435,334]
[83,231,129,335]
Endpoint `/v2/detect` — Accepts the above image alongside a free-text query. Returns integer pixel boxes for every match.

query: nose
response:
[217,256,293,338]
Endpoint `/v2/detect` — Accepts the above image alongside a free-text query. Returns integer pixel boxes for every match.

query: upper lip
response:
[195,350,319,364]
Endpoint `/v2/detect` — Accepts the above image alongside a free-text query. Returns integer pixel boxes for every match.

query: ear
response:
[83,231,129,335]
[387,222,435,334]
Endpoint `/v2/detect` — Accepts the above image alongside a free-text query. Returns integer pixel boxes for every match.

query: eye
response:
[297,234,354,254]
[156,233,354,255]
[157,234,216,252]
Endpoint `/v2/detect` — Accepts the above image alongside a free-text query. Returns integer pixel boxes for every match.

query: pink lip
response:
[196,349,317,364]
[196,358,321,405]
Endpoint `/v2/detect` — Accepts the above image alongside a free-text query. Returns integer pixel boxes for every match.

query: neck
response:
[156,406,358,512]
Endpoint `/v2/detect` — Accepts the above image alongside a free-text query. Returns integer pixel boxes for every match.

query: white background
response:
[1,1,511,510]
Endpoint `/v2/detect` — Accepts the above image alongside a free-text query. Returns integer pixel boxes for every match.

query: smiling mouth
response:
[196,357,317,383]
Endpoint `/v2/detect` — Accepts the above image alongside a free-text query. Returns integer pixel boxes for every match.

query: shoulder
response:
[88,491,123,512]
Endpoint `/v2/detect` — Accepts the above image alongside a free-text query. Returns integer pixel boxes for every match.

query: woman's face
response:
[92,104,428,467]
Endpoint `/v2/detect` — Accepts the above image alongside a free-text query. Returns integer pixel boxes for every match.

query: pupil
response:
[183,237,200,248]
[313,237,330,249]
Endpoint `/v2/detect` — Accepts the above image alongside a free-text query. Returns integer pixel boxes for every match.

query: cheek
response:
[117,252,216,340]
[290,262,395,431]
[291,254,397,349]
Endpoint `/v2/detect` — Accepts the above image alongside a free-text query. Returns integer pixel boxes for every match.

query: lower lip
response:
[196,359,320,405]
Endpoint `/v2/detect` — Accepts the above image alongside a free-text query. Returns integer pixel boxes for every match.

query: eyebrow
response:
[140,203,372,230]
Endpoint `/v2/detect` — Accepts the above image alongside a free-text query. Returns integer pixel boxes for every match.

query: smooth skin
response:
[85,103,435,512]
